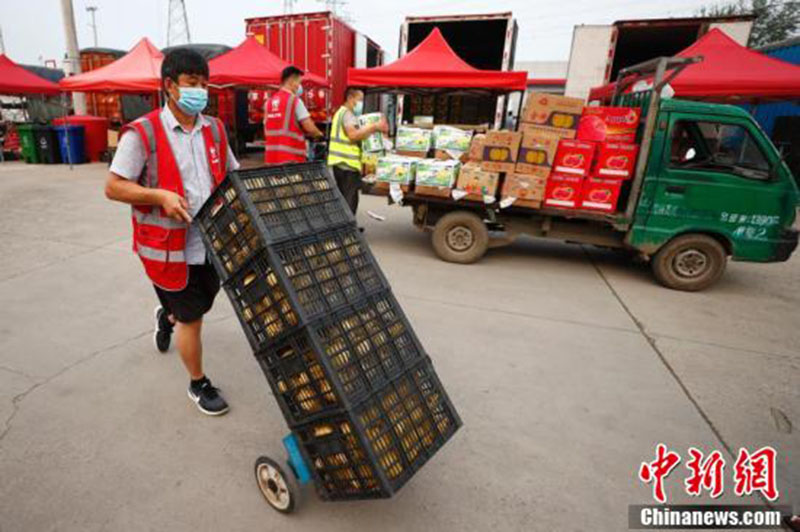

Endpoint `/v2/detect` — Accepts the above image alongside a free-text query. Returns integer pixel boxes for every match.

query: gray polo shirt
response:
[110,105,240,265]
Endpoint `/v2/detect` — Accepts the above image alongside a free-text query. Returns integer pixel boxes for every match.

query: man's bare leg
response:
[176,318,203,379]
[178,317,229,415]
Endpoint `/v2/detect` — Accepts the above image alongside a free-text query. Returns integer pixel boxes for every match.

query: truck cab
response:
[628,98,799,289]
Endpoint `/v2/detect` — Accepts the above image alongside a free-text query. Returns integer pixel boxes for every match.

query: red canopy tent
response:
[347,28,527,92]
[59,38,163,93]
[589,29,800,103]
[209,37,329,88]
[0,54,60,95]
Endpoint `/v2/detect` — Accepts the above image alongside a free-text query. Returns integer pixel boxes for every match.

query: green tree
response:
[697,0,800,47]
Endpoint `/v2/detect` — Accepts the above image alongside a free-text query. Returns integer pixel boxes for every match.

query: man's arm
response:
[343,116,388,142]
[104,131,191,223]
[300,117,324,139]
[105,175,191,223]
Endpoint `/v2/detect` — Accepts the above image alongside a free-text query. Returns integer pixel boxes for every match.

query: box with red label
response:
[481,130,522,173]
[553,139,595,176]
[544,173,583,209]
[593,142,639,179]
[521,92,584,134]
[577,106,641,143]
[515,127,562,177]
[580,176,623,212]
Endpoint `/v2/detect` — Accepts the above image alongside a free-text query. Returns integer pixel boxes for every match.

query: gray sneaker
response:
[188,377,229,416]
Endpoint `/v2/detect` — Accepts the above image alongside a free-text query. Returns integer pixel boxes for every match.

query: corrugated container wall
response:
[80,50,124,124]
[245,12,359,123]
[751,42,800,136]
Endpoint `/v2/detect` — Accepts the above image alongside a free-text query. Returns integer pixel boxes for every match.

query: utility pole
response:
[86,6,98,47]
[167,0,191,46]
[283,0,297,14]
[60,0,86,114]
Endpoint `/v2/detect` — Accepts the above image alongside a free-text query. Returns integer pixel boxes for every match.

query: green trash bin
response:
[17,123,39,164]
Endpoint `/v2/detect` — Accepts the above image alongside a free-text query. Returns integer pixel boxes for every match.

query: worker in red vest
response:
[104,49,239,417]
[263,66,324,163]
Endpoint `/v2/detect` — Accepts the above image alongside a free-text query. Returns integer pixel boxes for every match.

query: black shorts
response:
[153,262,220,323]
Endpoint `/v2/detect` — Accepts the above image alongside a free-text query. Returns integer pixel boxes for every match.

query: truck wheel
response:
[431,211,489,264]
[652,234,727,291]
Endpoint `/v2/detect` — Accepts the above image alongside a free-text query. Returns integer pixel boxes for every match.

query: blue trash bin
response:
[54,125,86,164]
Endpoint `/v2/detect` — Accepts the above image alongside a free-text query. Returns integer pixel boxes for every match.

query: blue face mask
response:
[353,100,364,116]
[296,85,304,97]
[175,86,208,115]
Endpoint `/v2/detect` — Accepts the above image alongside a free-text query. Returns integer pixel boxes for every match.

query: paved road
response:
[0,162,797,531]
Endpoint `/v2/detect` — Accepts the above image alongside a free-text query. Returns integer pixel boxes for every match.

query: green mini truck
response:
[403,57,799,291]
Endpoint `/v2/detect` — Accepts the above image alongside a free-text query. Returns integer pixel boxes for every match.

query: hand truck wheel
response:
[254,455,301,513]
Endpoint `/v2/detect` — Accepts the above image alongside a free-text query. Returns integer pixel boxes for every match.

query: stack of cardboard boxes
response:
[371,95,641,214]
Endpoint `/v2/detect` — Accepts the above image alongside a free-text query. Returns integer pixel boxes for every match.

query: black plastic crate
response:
[249,290,427,424]
[292,358,461,501]
[222,226,390,352]
[271,225,387,319]
[195,162,355,281]
[195,178,265,280]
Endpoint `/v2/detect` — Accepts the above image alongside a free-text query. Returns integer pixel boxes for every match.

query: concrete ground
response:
[0,161,797,531]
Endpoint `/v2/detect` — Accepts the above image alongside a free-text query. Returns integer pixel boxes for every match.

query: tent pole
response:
[515,90,524,130]
[61,92,73,170]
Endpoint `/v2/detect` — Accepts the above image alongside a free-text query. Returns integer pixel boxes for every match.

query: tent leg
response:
[515,90,524,130]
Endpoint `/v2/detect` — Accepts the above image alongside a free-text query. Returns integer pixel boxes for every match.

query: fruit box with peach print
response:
[593,142,639,179]
[577,106,641,143]
[544,173,583,209]
[520,92,584,133]
[580,176,623,212]
[553,139,596,176]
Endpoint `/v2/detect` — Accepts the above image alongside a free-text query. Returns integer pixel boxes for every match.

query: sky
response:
[0,0,713,67]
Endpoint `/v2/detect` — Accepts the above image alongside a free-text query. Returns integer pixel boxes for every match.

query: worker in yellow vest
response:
[327,88,387,214]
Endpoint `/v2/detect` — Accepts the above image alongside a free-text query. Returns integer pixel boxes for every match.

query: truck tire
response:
[651,234,728,291]
[431,211,489,264]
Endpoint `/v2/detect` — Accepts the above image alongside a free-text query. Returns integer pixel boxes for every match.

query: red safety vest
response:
[122,109,228,291]
[263,89,307,164]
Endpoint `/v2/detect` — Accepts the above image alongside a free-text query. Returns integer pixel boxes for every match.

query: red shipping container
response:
[544,173,584,209]
[577,106,641,143]
[553,139,595,176]
[244,11,383,124]
[593,142,639,179]
[580,176,623,212]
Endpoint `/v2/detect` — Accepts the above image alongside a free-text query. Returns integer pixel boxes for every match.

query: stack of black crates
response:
[195,162,461,501]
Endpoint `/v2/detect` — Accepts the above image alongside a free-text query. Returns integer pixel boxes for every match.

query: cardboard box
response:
[456,162,499,201]
[395,126,432,153]
[415,159,460,188]
[434,149,469,163]
[480,130,522,173]
[553,139,596,176]
[376,156,416,190]
[580,176,623,212]
[413,115,434,126]
[358,112,385,153]
[361,151,382,176]
[515,128,562,177]
[433,125,473,152]
[396,150,427,158]
[521,92,584,133]
[577,106,641,143]
[544,173,583,209]
[593,142,639,179]
[468,133,486,162]
[501,173,547,209]
[519,123,576,140]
